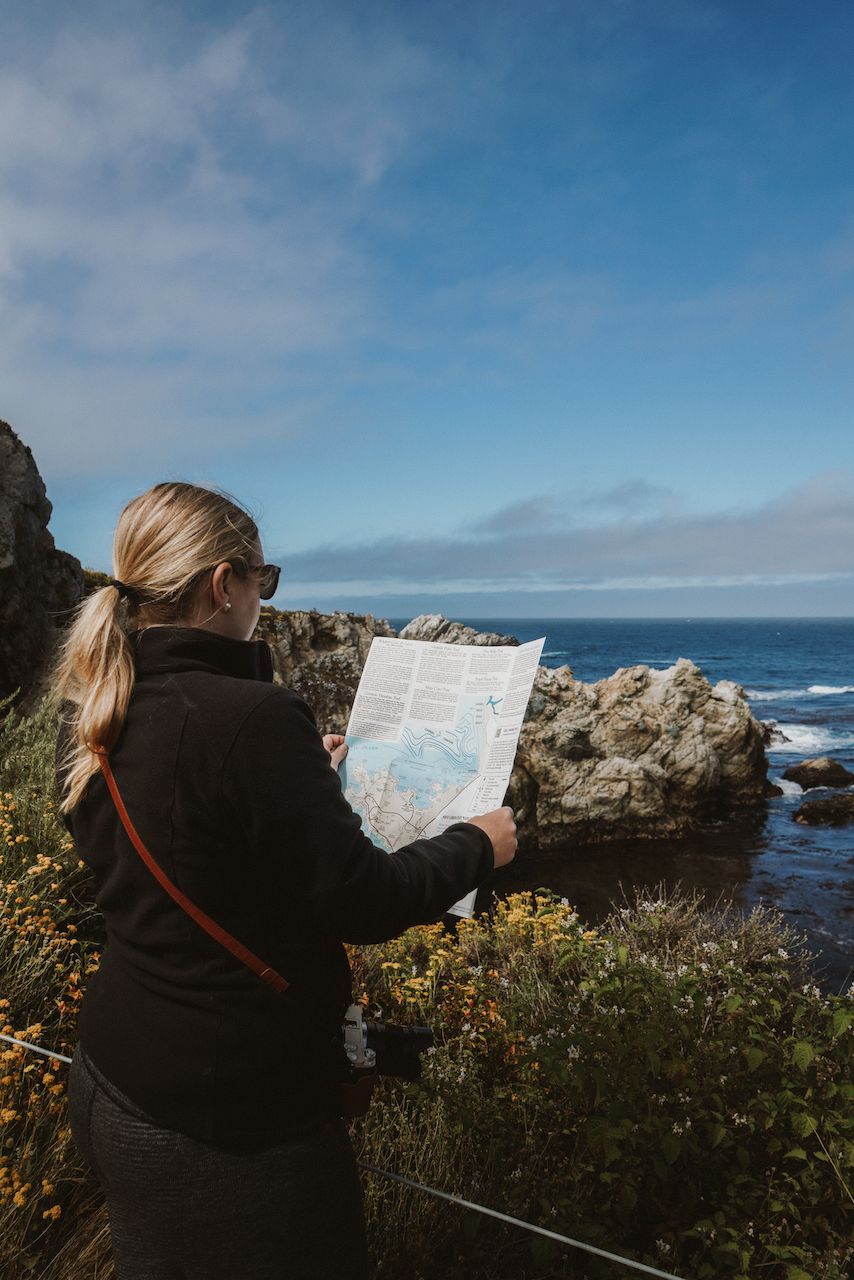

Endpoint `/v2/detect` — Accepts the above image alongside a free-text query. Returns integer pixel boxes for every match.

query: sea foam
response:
[766,724,854,754]
[748,686,854,702]
[746,689,812,702]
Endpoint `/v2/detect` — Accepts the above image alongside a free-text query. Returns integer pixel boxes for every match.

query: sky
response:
[2,0,853,618]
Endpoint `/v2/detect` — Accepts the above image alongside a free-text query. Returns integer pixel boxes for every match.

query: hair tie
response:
[109,578,132,601]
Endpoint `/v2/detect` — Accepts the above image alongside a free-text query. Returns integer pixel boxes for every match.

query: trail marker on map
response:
[341,634,545,918]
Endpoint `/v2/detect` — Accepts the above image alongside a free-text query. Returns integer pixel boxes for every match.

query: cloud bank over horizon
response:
[269,470,854,599]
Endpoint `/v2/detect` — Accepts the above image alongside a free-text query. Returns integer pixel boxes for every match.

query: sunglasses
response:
[189,561,281,601]
[253,563,281,600]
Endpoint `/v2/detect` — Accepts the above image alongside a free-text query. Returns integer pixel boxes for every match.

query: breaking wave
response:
[766,724,854,754]
[747,686,854,702]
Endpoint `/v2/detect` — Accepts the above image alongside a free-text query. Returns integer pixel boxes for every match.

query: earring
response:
[225,603,231,610]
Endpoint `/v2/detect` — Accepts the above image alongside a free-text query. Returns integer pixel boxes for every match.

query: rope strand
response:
[357,1160,686,1280]
[0,1033,687,1280]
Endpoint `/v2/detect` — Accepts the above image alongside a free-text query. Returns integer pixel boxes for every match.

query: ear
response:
[209,561,234,611]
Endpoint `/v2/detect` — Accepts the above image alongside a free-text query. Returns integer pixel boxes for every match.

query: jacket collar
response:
[131,626,274,684]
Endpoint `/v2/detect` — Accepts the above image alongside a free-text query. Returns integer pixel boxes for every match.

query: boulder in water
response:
[782,757,854,790]
[793,792,854,826]
[517,658,782,848]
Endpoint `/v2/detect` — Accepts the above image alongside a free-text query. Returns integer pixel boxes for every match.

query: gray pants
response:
[68,1046,370,1280]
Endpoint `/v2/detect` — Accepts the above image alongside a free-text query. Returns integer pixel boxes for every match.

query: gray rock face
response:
[255,608,398,736]
[781,757,854,790]
[0,420,83,711]
[514,658,780,848]
[399,614,518,647]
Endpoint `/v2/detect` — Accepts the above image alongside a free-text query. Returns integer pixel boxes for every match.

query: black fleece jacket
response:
[61,627,493,1148]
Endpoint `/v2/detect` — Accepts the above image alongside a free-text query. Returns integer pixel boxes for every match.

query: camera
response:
[343,1003,433,1082]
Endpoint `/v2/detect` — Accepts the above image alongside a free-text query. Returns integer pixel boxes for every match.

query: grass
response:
[0,698,852,1279]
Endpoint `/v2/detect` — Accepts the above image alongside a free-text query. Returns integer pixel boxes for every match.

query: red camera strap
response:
[97,753,289,994]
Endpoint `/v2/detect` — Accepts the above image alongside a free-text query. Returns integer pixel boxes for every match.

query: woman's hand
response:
[467,807,517,868]
[322,734,349,771]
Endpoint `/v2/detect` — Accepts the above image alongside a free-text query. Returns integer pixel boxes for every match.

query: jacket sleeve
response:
[221,690,495,944]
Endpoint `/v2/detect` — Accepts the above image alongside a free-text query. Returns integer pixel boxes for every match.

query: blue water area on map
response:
[386,618,854,989]
[341,696,489,852]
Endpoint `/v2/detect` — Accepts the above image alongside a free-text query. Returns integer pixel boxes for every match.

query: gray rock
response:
[398,614,518,647]
[781,757,854,790]
[793,792,854,826]
[760,719,791,746]
[516,658,781,848]
[0,420,83,712]
[254,608,398,736]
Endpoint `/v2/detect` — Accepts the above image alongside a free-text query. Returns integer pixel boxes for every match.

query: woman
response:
[56,482,516,1280]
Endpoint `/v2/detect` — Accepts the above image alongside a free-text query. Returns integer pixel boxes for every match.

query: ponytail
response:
[55,482,259,812]
[55,586,136,810]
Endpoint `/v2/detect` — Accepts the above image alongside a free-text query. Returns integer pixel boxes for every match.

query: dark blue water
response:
[390,618,854,991]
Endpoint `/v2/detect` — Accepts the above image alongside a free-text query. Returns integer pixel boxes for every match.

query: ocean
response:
[389,618,854,991]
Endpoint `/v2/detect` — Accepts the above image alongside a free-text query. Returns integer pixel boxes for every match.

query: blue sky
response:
[2,0,853,617]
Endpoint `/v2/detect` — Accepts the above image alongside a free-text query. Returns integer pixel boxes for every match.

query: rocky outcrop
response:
[794,793,854,826]
[262,610,779,848]
[782,757,854,790]
[760,720,791,746]
[0,420,83,712]
[260,611,517,735]
[255,608,398,735]
[399,614,518,647]
[512,658,781,849]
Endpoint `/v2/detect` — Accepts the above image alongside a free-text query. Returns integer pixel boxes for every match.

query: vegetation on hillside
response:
[0,699,852,1279]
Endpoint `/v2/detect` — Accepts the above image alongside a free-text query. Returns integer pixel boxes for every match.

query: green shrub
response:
[0,700,852,1279]
[82,570,111,596]
[350,896,854,1279]
[0,697,106,1278]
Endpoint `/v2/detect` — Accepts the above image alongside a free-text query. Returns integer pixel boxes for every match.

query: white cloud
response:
[271,470,854,594]
[0,12,440,471]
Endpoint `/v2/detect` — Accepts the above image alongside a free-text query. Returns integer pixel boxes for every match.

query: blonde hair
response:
[56,482,259,812]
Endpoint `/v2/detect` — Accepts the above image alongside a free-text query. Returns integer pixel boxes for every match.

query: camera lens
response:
[364,1022,434,1081]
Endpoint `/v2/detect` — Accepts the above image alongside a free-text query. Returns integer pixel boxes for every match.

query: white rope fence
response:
[1,1033,687,1280]
[357,1160,685,1279]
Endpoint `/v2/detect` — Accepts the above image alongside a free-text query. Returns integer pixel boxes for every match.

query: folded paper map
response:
[341,634,545,917]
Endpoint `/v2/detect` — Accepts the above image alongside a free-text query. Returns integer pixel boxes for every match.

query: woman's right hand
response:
[467,807,517,868]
